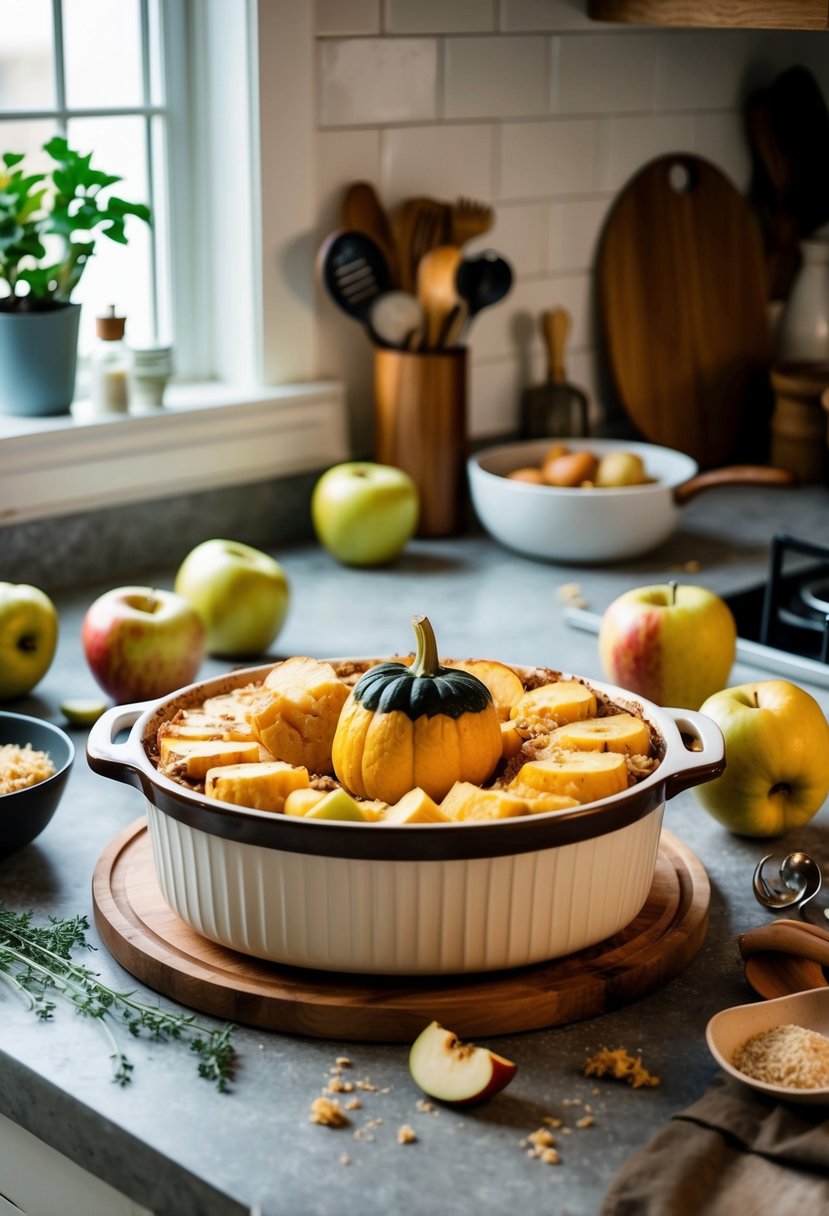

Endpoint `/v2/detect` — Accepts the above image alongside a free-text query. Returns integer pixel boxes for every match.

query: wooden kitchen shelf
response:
[588,0,829,29]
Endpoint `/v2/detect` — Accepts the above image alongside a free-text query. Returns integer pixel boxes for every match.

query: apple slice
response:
[409,1021,517,1106]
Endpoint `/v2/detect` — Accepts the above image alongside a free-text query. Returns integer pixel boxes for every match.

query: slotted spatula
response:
[316,229,393,337]
[520,308,589,438]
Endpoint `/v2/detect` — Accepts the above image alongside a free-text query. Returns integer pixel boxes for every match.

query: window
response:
[0,1,348,525]
[0,0,174,359]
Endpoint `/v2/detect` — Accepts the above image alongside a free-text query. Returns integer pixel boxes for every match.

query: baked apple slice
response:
[409,1021,517,1105]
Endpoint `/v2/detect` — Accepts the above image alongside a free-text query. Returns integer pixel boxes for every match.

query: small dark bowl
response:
[0,711,74,858]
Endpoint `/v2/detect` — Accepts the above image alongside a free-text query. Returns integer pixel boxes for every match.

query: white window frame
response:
[0,0,348,527]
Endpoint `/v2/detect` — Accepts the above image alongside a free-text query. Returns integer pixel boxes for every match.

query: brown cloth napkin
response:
[601,1073,829,1215]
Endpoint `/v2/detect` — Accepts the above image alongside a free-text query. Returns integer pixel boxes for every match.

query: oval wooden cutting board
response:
[598,153,772,469]
[92,818,709,1042]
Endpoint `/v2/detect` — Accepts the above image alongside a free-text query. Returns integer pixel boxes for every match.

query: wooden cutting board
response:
[598,153,772,469]
[92,818,709,1042]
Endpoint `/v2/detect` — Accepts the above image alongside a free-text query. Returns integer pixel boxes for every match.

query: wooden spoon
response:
[416,244,462,350]
[342,181,399,286]
[739,918,829,1000]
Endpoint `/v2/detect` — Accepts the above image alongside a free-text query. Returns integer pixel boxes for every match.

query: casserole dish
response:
[87,661,724,976]
[467,438,795,563]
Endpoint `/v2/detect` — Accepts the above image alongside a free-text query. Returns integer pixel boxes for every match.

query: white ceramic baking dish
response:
[87,662,724,976]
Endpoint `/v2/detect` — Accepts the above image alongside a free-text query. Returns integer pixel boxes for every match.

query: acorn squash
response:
[332,615,502,803]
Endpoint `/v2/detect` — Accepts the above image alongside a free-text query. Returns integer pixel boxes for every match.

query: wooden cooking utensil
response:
[341,181,399,286]
[450,197,494,247]
[396,197,452,293]
[598,153,772,469]
[739,918,829,1000]
[416,244,462,349]
[521,307,590,438]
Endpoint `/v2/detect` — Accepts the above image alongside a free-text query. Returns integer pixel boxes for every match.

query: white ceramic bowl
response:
[706,988,829,1105]
[87,661,724,976]
[467,438,698,563]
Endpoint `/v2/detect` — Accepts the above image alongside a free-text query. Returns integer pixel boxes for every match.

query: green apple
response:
[311,462,419,566]
[174,539,290,657]
[697,680,829,837]
[598,581,736,709]
[0,582,59,700]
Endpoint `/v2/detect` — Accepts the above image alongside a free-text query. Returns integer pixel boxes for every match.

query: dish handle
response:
[661,707,726,799]
[86,703,151,790]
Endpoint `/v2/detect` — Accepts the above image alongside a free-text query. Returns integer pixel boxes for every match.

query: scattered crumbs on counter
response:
[397,1124,417,1145]
[356,1078,378,1092]
[669,560,701,573]
[561,1127,572,1136]
[562,1097,581,1107]
[415,1098,438,1115]
[584,1046,660,1089]
[345,1098,361,1111]
[339,1154,351,1167]
[556,582,588,609]
[542,1115,562,1129]
[325,1075,355,1094]
[576,1115,595,1129]
[309,1097,350,1128]
[336,1056,352,1068]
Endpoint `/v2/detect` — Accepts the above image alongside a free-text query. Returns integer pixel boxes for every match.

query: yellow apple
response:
[598,582,736,710]
[696,680,829,837]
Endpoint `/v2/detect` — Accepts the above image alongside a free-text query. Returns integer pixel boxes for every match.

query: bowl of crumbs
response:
[706,988,829,1105]
[0,711,75,858]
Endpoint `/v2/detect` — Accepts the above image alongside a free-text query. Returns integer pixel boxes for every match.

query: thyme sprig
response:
[0,905,236,1090]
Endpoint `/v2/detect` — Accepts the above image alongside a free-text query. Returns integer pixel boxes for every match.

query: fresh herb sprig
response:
[0,905,236,1091]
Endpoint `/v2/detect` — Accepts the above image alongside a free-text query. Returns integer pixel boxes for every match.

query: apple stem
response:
[668,580,677,606]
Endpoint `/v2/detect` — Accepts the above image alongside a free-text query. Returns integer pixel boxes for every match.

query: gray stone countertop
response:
[1,482,829,1216]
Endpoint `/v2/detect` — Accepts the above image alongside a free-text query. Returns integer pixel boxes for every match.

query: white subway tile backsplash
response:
[316,129,382,235]
[381,124,493,205]
[444,36,548,119]
[468,271,590,360]
[315,0,380,37]
[693,111,753,194]
[548,197,611,272]
[317,38,438,127]
[596,113,696,193]
[654,31,773,113]
[385,0,495,34]
[310,20,826,449]
[499,119,597,199]
[557,33,655,114]
[500,0,594,32]
[477,202,549,274]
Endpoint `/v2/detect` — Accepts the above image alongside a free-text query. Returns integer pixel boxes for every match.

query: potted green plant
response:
[0,136,151,417]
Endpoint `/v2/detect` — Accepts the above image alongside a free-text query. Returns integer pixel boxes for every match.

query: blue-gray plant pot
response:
[0,302,81,417]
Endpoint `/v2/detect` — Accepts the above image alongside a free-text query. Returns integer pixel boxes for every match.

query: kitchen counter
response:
[2,481,828,1216]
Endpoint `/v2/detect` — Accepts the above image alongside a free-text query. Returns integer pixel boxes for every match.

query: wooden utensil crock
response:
[374,347,467,537]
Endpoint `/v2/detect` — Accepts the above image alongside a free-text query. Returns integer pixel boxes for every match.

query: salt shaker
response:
[89,305,129,414]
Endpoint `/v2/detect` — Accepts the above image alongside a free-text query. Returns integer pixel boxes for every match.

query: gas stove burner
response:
[760,533,829,666]
[799,579,829,620]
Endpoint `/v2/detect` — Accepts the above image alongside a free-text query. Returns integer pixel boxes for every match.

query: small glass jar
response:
[89,305,129,414]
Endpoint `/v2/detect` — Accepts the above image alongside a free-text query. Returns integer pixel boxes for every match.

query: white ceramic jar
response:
[777,235,829,363]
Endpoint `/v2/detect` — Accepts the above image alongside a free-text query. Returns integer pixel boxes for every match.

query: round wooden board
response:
[92,818,710,1042]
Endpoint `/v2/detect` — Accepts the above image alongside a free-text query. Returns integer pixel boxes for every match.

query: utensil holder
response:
[770,362,829,482]
[374,347,468,537]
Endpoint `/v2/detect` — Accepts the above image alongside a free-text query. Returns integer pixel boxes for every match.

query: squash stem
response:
[410,614,440,678]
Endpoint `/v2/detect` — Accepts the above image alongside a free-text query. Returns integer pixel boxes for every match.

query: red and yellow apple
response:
[696,679,829,836]
[598,582,736,710]
[408,1020,517,1105]
[82,586,205,704]
[311,461,419,566]
[0,581,59,700]
[174,538,290,657]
